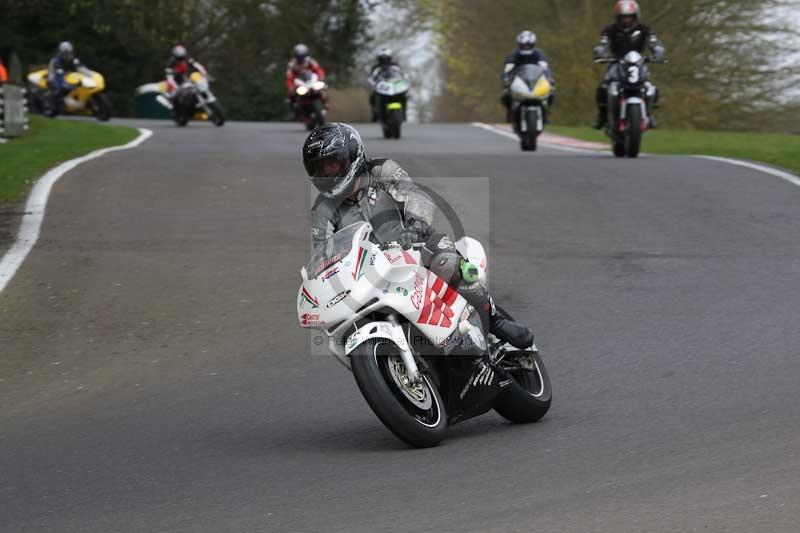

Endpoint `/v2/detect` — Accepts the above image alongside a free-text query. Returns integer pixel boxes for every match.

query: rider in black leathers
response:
[303,123,535,351]
[593,0,665,129]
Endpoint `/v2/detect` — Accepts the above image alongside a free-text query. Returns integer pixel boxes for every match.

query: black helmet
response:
[58,41,75,62]
[376,47,393,66]
[303,123,366,199]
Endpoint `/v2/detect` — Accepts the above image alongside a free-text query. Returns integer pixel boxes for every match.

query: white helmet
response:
[294,43,310,62]
[58,41,75,61]
[172,45,188,59]
[516,31,537,55]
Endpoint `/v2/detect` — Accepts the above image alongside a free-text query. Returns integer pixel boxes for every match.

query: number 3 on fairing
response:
[627,66,640,83]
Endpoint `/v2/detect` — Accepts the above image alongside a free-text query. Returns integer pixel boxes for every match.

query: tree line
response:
[423,0,800,132]
[0,0,372,120]
[3,0,799,131]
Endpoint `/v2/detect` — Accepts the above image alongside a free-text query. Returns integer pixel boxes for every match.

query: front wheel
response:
[89,93,112,121]
[520,108,539,151]
[350,339,447,448]
[388,108,403,139]
[174,111,189,127]
[625,104,643,158]
[311,98,325,129]
[493,350,552,423]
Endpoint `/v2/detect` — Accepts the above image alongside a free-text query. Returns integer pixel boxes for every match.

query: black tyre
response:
[89,93,112,121]
[174,113,189,127]
[493,350,552,423]
[613,140,626,157]
[388,109,403,139]
[520,109,539,152]
[208,102,225,127]
[350,339,447,448]
[625,104,642,158]
[311,98,325,129]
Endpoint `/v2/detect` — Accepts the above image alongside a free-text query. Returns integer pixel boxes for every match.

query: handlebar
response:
[595,56,665,65]
[379,241,424,251]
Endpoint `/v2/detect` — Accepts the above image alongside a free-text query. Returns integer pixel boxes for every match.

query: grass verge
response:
[549,125,800,175]
[0,115,139,202]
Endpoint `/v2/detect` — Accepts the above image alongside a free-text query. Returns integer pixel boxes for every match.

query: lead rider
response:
[303,123,535,351]
[593,0,666,129]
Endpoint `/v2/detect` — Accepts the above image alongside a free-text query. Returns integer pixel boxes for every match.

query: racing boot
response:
[487,298,534,350]
[593,107,607,130]
[458,262,534,350]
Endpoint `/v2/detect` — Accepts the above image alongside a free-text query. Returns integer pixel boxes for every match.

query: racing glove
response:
[399,219,431,250]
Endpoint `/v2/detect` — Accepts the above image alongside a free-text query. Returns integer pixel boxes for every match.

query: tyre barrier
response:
[0,84,29,139]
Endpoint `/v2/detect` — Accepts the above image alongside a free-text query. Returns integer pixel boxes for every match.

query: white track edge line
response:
[692,155,800,188]
[472,122,800,186]
[0,127,154,293]
[471,122,608,155]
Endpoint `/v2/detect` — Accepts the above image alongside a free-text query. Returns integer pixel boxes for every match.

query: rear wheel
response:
[89,93,112,121]
[625,104,642,158]
[493,350,552,423]
[350,339,447,448]
[208,102,225,127]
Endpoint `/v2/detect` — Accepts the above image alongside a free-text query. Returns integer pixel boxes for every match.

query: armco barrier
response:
[0,84,29,138]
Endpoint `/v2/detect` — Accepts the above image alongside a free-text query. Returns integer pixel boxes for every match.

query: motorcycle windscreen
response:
[510,64,547,100]
[305,222,363,279]
[516,64,544,86]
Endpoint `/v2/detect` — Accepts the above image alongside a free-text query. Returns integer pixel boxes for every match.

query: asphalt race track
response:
[2,121,799,533]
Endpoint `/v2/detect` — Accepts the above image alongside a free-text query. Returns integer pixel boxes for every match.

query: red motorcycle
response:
[293,71,327,130]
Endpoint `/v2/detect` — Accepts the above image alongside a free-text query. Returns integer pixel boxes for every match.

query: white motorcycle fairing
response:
[297,222,488,372]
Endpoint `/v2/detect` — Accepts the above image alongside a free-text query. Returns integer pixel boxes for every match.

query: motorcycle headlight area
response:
[296,86,310,96]
[312,81,326,91]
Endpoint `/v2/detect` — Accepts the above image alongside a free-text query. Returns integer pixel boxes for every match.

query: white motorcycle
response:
[297,221,551,448]
[157,71,225,127]
[509,63,554,151]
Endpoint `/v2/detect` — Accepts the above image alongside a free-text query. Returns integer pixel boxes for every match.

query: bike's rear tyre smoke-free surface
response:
[493,351,552,423]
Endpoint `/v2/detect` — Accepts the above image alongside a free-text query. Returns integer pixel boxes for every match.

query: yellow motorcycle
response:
[27,69,112,121]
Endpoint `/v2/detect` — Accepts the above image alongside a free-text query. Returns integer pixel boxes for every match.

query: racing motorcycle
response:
[156,71,225,127]
[27,68,112,121]
[371,68,410,139]
[293,71,327,130]
[509,64,553,152]
[596,51,659,158]
[297,221,551,448]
